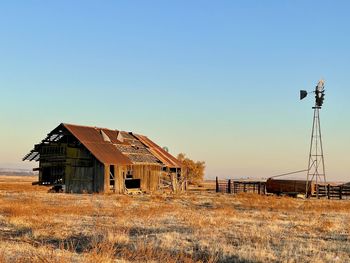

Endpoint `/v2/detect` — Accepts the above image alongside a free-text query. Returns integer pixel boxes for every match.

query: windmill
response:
[300,80,326,198]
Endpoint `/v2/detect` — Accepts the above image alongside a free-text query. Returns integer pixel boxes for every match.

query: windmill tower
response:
[300,80,326,198]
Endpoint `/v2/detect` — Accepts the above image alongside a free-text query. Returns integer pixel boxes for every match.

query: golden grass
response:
[0,176,349,262]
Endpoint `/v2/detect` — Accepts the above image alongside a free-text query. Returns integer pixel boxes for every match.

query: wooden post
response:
[339,185,343,200]
[327,184,330,199]
[104,164,110,193]
[258,182,261,195]
[216,177,219,193]
[228,179,231,194]
[243,183,247,192]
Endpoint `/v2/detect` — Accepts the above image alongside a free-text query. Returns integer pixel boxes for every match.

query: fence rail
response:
[317,184,350,199]
[216,177,266,195]
[215,177,350,199]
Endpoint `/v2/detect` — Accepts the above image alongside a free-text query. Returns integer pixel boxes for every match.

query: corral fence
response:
[215,177,350,199]
[316,184,350,200]
[215,177,266,195]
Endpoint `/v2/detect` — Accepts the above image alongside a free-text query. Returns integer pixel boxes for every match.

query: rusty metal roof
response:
[63,124,132,165]
[24,123,181,168]
[65,124,181,167]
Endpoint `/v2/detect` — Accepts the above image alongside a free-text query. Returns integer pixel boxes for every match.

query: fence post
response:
[327,184,330,199]
[243,183,247,192]
[339,185,343,200]
[216,177,219,193]
[258,182,261,195]
[228,179,231,194]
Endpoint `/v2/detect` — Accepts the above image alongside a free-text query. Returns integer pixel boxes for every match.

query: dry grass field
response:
[0,176,349,263]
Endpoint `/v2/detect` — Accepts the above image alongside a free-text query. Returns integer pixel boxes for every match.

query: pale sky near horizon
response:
[1,1,350,181]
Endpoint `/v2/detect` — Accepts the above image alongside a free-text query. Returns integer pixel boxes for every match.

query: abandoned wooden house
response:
[23,123,183,194]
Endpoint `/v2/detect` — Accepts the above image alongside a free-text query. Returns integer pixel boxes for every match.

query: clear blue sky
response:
[1,1,350,181]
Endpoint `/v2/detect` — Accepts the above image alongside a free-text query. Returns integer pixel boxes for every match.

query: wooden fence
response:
[215,177,350,199]
[317,184,350,199]
[216,177,266,195]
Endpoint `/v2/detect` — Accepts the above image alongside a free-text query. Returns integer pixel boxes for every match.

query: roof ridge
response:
[62,123,141,134]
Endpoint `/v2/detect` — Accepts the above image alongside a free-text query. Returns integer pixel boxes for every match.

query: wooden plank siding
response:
[65,158,104,193]
[93,159,105,193]
[127,164,161,193]
[104,164,126,194]
[103,164,162,194]
[114,165,126,194]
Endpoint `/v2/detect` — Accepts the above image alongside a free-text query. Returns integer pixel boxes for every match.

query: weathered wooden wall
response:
[39,143,99,193]
[115,165,126,194]
[130,164,161,192]
[92,159,105,193]
[103,164,161,193]
[65,145,106,193]
[38,143,164,194]
[65,165,93,193]
[103,164,126,194]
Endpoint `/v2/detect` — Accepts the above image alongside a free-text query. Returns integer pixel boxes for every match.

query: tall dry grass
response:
[0,176,349,262]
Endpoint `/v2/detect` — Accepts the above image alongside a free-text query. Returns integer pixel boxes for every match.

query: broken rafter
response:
[23,128,66,161]
[29,152,40,161]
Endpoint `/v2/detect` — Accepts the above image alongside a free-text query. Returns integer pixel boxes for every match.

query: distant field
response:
[0,175,349,262]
